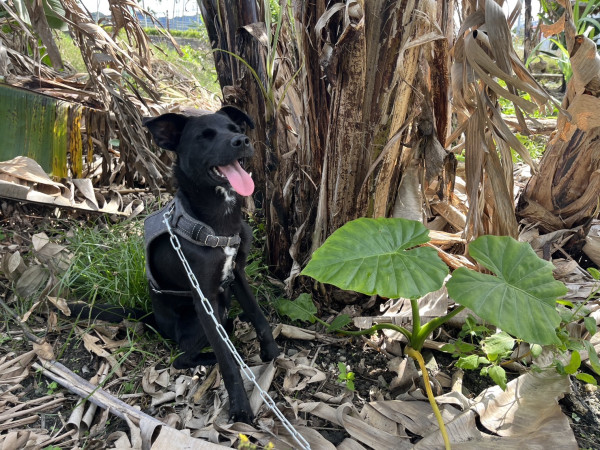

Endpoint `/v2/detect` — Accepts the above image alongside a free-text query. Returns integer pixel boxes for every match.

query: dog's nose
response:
[231,136,251,148]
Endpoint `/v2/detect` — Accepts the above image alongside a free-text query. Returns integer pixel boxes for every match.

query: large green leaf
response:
[42,0,68,31]
[7,0,67,30]
[301,218,448,299]
[447,236,565,346]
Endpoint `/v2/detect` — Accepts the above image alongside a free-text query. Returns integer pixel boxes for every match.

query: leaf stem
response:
[333,323,413,342]
[412,305,466,351]
[405,347,452,450]
[411,298,421,338]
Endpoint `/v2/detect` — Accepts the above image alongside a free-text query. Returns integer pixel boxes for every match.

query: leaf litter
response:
[0,201,594,449]
[1,158,599,447]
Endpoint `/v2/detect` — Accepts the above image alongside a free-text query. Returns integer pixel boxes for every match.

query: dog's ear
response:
[217,105,255,130]
[143,114,188,151]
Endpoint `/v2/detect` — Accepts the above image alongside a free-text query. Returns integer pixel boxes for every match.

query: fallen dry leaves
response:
[1,200,598,448]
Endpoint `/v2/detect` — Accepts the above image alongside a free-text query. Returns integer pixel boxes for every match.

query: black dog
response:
[141,106,280,422]
[71,106,280,423]
[140,106,281,422]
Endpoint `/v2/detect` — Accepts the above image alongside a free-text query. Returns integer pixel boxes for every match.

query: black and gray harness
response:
[144,195,241,296]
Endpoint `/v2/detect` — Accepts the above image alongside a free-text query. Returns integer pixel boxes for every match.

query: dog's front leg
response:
[192,292,253,423]
[232,270,280,362]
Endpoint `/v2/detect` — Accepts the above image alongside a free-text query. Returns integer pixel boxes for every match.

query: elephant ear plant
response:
[301,218,568,449]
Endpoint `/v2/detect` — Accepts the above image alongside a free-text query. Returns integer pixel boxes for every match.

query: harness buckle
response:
[204,235,219,247]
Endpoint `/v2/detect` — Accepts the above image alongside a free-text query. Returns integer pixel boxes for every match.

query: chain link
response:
[163,210,310,450]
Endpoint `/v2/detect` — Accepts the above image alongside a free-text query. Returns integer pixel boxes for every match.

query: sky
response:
[82,0,540,19]
[82,0,201,17]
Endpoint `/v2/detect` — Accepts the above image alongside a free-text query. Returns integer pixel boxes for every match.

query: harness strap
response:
[170,196,241,248]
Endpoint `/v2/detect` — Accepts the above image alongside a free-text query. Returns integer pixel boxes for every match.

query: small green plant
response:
[297,217,592,449]
[529,0,600,82]
[552,267,600,385]
[121,380,137,395]
[337,362,355,391]
[46,381,60,395]
[442,324,516,390]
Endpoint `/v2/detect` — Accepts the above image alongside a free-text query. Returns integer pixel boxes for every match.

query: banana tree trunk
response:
[200,0,450,287]
[517,16,600,233]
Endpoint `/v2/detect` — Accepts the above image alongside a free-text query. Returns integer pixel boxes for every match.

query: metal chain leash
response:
[163,210,311,450]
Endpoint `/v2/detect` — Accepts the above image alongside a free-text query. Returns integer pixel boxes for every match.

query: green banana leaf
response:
[0,0,67,31]
[0,83,83,177]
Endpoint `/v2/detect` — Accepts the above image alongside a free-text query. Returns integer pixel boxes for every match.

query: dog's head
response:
[143,106,256,196]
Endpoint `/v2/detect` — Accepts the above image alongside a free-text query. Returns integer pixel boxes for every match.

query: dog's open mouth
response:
[211,159,254,196]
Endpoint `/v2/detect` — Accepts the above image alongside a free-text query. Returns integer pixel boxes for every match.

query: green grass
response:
[55,31,219,95]
[58,213,278,315]
[143,27,209,41]
[155,43,220,94]
[55,32,87,73]
[59,219,149,311]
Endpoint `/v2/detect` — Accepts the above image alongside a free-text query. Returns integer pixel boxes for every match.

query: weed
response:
[46,381,60,395]
[245,214,284,307]
[59,220,149,311]
[155,43,220,94]
[337,362,356,391]
[514,133,547,161]
[143,27,209,42]
[55,32,86,73]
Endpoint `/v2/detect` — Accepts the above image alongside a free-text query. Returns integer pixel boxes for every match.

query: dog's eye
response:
[201,129,216,140]
[227,124,239,133]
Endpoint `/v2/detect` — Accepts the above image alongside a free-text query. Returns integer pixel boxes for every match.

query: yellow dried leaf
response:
[47,296,71,316]
[539,13,565,38]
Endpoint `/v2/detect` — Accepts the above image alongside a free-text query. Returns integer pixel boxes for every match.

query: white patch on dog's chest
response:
[216,186,236,214]
[221,246,236,281]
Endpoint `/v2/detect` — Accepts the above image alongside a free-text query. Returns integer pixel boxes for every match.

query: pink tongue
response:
[218,161,254,196]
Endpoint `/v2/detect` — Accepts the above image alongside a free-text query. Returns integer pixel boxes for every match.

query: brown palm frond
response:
[58,0,172,190]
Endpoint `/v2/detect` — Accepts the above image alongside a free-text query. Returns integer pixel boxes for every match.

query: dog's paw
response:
[229,398,254,424]
[260,341,281,362]
[230,409,254,424]
[172,358,193,370]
